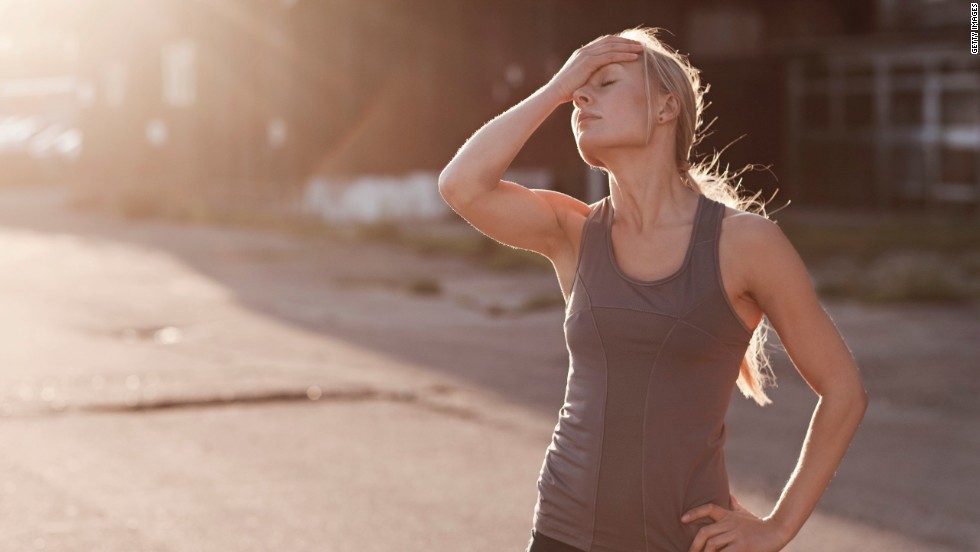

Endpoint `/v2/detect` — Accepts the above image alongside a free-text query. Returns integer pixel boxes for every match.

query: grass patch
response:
[484,304,506,317]
[812,250,980,304]
[74,187,552,276]
[356,220,552,272]
[405,277,442,296]
[817,275,974,303]
[486,246,552,271]
[401,232,489,257]
[863,278,970,303]
[516,292,567,313]
[74,187,348,240]
[72,186,980,306]
[780,219,980,262]
[781,215,980,304]
[354,220,400,242]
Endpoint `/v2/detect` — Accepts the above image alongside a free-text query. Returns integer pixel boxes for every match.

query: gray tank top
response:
[531,193,754,552]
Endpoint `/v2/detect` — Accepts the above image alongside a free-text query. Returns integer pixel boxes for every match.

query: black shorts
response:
[525,529,588,552]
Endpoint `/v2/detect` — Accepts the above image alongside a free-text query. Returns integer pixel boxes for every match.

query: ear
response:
[658,92,681,122]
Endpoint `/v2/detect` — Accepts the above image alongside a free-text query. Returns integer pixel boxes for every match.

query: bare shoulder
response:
[540,192,604,302]
[723,208,797,257]
[720,207,810,299]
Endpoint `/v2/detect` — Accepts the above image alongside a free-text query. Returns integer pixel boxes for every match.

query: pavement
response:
[0,185,976,551]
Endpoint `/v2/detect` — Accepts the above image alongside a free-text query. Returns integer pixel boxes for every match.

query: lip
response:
[577,114,601,126]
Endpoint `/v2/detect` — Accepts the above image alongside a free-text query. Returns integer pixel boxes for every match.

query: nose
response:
[572,87,591,110]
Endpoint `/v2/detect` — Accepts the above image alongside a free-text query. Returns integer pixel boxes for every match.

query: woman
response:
[438,26,868,552]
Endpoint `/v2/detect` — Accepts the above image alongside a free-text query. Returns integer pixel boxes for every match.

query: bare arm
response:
[683,215,869,551]
[744,216,870,544]
[438,36,644,258]
[439,84,564,196]
[437,84,572,257]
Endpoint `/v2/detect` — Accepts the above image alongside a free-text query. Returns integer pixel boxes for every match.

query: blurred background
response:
[0,0,977,551]
[3,0,978,215]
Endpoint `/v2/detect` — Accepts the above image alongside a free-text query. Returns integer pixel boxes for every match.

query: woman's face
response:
[570,54,660,167]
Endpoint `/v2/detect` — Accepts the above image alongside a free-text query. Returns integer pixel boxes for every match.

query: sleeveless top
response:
[531,193,755,552]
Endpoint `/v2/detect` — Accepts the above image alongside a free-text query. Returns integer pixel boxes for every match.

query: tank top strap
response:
[567,198,611,301]
[678,194,725,297]
[576,195,725,292]
[580,194,716,289]
[692,193,722,248]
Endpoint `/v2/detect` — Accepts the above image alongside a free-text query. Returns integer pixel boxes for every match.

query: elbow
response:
[437,172,457,205]
[854,379,870,407]
[438,169,490,209]
[437,160,463,187]
[822,385,869,412]
[858,387,869,414]
[847,385,869,407]
[849,388,870,417]
[437,166,457,194]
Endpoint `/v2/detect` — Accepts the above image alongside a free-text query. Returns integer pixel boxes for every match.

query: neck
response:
[606,156,699,233]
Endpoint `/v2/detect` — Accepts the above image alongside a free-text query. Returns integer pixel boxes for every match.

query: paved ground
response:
[0,185,976,551]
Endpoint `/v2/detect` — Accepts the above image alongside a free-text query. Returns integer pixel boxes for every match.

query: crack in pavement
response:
[0,385,520,430]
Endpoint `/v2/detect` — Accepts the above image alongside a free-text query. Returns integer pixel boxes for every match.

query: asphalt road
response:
[0,186,975,551]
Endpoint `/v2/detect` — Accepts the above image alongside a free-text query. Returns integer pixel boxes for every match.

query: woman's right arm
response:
[437,84,574,258]
[438,35,643,259]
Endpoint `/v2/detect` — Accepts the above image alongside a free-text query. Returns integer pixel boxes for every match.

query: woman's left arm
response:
[684,215,869,552]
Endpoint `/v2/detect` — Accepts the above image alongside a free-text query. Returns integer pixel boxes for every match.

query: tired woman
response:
[438,26,868,552]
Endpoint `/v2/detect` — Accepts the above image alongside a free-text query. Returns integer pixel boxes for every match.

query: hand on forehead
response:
[594,62,626,77]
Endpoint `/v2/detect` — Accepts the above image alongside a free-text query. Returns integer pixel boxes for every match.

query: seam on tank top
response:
[676,318,723,343]
[676,318,749,362]
[642,318,680,552]
[578,275,604,549]
[680,291,714,320]
[591,305,678,320]
[567,202,602,313]
[678,281,752,348]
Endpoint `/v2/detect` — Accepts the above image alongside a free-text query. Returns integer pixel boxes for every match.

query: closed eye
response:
[600,81,615,87]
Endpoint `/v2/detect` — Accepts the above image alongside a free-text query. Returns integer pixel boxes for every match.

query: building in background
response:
[0,7,82,185]
[781,0,979,211]
[0,0,975,220]
[71,0,304,213]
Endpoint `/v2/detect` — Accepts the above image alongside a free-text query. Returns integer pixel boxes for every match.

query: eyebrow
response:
[591,64,621,83]
[600,64,625,76]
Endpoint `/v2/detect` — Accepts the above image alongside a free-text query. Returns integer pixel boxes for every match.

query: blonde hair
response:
[616,25,779,407]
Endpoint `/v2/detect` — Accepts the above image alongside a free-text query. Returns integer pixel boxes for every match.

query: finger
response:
[597,51,642,65]
[587,50,642,69]
[582,37,643,52]
[587,41,644,56]
[687,521,730,552]
[584,34,637,46]
[577,54,640,81]
[703,529,738,552]
[683,503,724,523]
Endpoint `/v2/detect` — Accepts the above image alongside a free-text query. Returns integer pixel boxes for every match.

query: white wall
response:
[301,167,554,223]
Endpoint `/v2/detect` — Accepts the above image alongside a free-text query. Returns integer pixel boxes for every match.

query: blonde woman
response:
[438,26,867,552]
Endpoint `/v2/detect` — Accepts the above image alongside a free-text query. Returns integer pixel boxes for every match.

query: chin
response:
[577,150,605,169]
[575,137,614,168]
